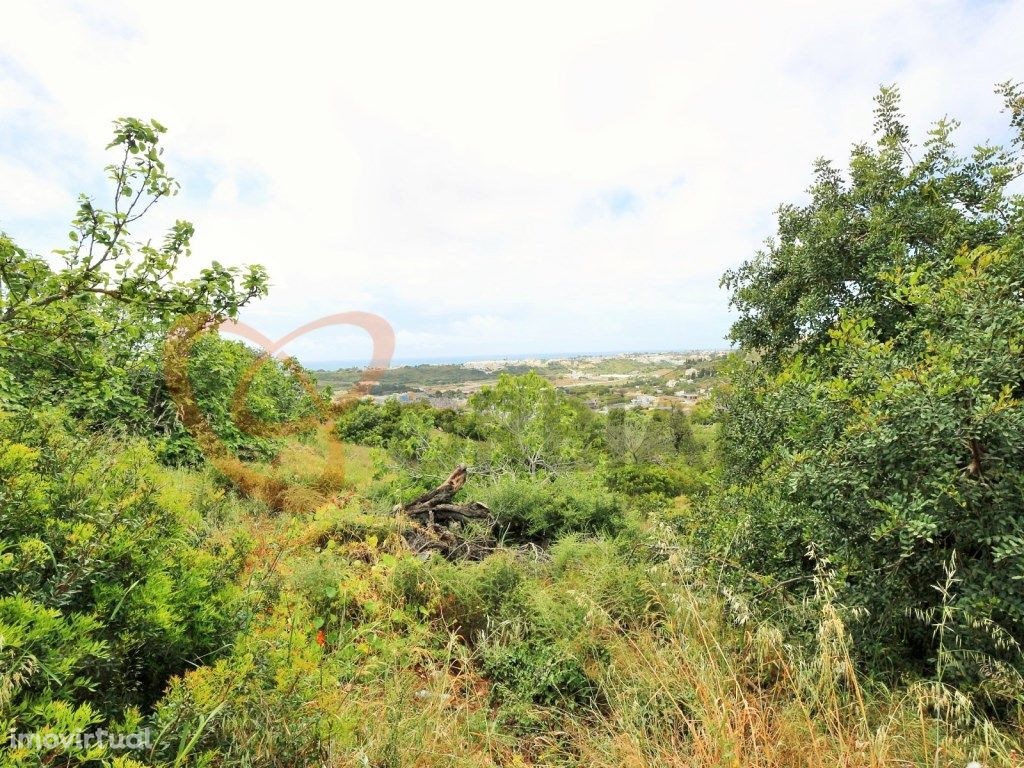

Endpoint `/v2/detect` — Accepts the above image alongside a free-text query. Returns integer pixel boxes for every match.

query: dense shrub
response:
[0,411,246,731]
[388,551,529,640]
[478,618,605,717]
[716,85,1024,694]
[549,535,657,623]
[606,464,684,498]
[474,471,622,540]
[476,537,661,721]
[333,399,468,474]
[160,334,319,465]
[719,246,1024,684]
[335,399,405,447]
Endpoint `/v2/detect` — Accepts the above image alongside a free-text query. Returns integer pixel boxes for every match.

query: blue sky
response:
[1,1,1023,364]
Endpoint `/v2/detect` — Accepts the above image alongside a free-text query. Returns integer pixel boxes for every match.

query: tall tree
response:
[722,84,1024,367]
[715,85,1024,695]
[0,118,268,430]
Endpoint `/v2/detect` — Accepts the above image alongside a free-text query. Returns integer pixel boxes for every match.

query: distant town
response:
[313,350,730,412]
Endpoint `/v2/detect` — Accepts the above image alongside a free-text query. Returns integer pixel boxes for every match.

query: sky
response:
[1,1,1023,364]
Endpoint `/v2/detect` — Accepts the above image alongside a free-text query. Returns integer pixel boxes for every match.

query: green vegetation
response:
[315,364,495,395]
[1,88,1023,768]
[0,417,248,723]
[714,83,1024,704]
[315,362,575,397]
[313,354,722,408]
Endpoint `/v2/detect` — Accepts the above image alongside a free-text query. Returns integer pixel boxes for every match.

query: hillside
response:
[2,85,1024,768]
[314,351,725,412]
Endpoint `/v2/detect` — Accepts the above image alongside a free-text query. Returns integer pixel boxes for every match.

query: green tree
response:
[0,118,268,431]
[606,408,673,464]
[715,85,1024,693]
[469,373,597,476]
[667,407,699,456]
[722,83,1024,367]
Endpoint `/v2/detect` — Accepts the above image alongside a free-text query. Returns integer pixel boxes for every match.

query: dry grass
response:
[550,586,1024,768]
[157,449,1024,768]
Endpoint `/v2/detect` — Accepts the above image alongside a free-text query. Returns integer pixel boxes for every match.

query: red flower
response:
[316,629,326,647]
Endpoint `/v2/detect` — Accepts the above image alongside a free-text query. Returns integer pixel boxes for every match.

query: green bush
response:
[388,551,529,640]
[335,399,447,449]
[716,84,1024,695]
[160,334,318,465]
[475,472,622,540]
[0,411,246,732]
[549,535,656,623]
[478,621,604,717]
[606,464,683,498]
[473,545,656,719]
[335,399,404,447]
[719,249,1024,680]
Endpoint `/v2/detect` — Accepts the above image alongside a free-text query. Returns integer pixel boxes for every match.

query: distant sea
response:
[306,349,719,371]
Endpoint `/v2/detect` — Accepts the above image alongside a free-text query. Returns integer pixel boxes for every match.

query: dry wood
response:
[394,465,495,559]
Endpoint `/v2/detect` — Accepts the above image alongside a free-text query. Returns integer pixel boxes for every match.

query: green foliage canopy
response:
[723,83,1024,366]
[468,372,600,476]
[716,85,1024,693]
[0,118,268,433]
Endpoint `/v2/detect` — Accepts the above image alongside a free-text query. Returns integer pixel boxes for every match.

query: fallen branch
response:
[393,465,495,559]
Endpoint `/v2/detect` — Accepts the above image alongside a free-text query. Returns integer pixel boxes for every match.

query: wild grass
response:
[148,487,1024,767]
[96,439,1022,767]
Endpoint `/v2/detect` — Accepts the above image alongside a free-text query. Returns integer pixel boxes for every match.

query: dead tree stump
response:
[394,465,494,558]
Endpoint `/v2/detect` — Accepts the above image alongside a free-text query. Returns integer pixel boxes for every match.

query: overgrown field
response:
[5,416,1023,767]
[3,88,1024,767]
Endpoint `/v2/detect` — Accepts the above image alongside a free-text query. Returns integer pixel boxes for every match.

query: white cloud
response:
[1,0,1022,362]
[0,157,72,217]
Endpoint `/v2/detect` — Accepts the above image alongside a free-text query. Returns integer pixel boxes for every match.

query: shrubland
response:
[1,88,1023,768]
